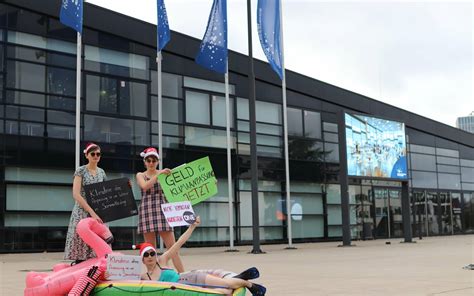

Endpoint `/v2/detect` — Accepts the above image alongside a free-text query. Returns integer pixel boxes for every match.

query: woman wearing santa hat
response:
[135,216,266,296]
[64,142,109,263]
[136,147,184,273]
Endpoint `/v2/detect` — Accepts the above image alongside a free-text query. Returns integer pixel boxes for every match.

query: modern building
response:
[456,112,474,133]
[0,0,473,253]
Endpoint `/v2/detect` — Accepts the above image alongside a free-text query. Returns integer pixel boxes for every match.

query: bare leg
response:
[204,275,251,290]
[143,231,157,248]
[160,231,185,273]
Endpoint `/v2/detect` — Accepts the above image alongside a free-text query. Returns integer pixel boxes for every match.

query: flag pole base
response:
[225,248,239,253]
[249,249,266,254]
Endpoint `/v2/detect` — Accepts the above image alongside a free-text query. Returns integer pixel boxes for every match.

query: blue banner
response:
[195,0,228,74]
[59,0,83,34]
[257,0,283,79]
[157,0,170,52]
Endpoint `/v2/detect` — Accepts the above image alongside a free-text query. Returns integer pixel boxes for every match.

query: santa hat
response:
[132,243,156,257]
[140,147,159,160]
[83,142,98,154]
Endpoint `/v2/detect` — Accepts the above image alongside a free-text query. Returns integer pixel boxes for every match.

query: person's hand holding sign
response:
[192,216,201,228]
[158,168,171,177]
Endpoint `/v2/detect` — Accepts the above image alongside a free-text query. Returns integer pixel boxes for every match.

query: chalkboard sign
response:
[84,178,138,223]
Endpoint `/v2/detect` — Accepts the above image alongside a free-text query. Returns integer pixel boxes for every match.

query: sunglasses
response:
[145,159,158,163]
[90,152,101,157]
[143,251,156,258]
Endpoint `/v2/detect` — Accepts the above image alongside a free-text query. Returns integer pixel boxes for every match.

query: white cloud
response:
[86,0,473,127]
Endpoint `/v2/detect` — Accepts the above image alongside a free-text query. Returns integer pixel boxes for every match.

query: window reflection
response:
[84,115,149,145]
[86,75,147,117]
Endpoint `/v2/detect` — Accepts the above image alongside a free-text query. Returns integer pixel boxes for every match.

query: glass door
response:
[412,191,428,237]
[439,192,452,235]
[426,192,439,235]
[374,188,389,238]
[388,189,403,237]
[462,192,474,233]
[451,192,463,234]
[355,186,374,240]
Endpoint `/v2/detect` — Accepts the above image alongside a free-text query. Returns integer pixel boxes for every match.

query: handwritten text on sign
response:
[161,201,197,227]
[84,178,138,223]
[106,255,141,280]
[158,157,218,205]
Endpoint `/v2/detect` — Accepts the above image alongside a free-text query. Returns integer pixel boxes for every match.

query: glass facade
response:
[0,3,472,252]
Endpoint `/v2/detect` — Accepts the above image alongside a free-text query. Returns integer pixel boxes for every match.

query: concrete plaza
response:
[1,235,473,295]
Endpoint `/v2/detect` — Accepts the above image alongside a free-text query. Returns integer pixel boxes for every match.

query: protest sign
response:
[84,178,138,222]
[161,201,197,228]
[106,254,142,280]
[158,156,218,205]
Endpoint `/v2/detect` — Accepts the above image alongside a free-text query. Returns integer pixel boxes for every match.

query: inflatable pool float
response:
[24,218,249,295]
[93,281,246,295]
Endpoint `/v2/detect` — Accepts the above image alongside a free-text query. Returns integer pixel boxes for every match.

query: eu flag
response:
[257,0,283,79]
[59,0,83,34]
[157,0,170,51]
[195,0,228,74]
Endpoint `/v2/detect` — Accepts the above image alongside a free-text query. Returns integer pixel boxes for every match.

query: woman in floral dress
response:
[64,143,107,262]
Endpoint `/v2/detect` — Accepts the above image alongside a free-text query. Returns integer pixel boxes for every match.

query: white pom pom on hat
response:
[133,243,156,257]
[83,143,98,154]
[140,147,159,159]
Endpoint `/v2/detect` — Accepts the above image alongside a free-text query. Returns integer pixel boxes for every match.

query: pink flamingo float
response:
[24,218,116,296]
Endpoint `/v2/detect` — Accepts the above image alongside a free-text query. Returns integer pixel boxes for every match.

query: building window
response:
[184,76,235,95]
[7,60,46,92]
[151,72,183,98]
[185,91,210,125]
[411,153,436,171]
[211,95,234,128]
[6,91,45,107]
[304,110,321,139]
[237,97,249,120]
[288,107,303,136]
[411,171,438,188]
[437,173,461,190]
[47,67,76,97]
[151,97,183,123]
[86,75,147,117]
[7,31,76,54]
[184,126,235,149]
[84,115,149,145]
[84,45,149,79]
[6,184,73,211]
[256,101,281,124]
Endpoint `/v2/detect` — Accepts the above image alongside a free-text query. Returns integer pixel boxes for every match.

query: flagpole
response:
[247,0,263,254]
[279,0,294,250]
[157,50,165,253]
[75,32,81,169]
[225,69,237,252]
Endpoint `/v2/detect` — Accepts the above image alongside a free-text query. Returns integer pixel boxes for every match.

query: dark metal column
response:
[401,181,413,242]
[337,110,352,246]
[247,0,263,254]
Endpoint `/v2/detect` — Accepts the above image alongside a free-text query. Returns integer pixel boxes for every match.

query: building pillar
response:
[401,181,413,242]
[337,110,352,246]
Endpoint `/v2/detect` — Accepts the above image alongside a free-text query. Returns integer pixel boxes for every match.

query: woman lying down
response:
[135,217,266,295]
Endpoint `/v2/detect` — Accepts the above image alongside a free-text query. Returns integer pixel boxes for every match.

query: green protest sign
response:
[158,156,218,205]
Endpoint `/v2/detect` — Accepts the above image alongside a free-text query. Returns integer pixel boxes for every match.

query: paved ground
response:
[1,235,473,295]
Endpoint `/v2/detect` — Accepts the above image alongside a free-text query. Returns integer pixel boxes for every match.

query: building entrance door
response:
[412,190,428,237]
[426,192,440,235]
[451,192,463,234]
[374,188,389,238]
[439,192,452,235]
[373,187,403,238]
[388,189,403,237]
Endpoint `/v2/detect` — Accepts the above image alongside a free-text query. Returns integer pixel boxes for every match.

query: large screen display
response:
[345,113,407,179]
